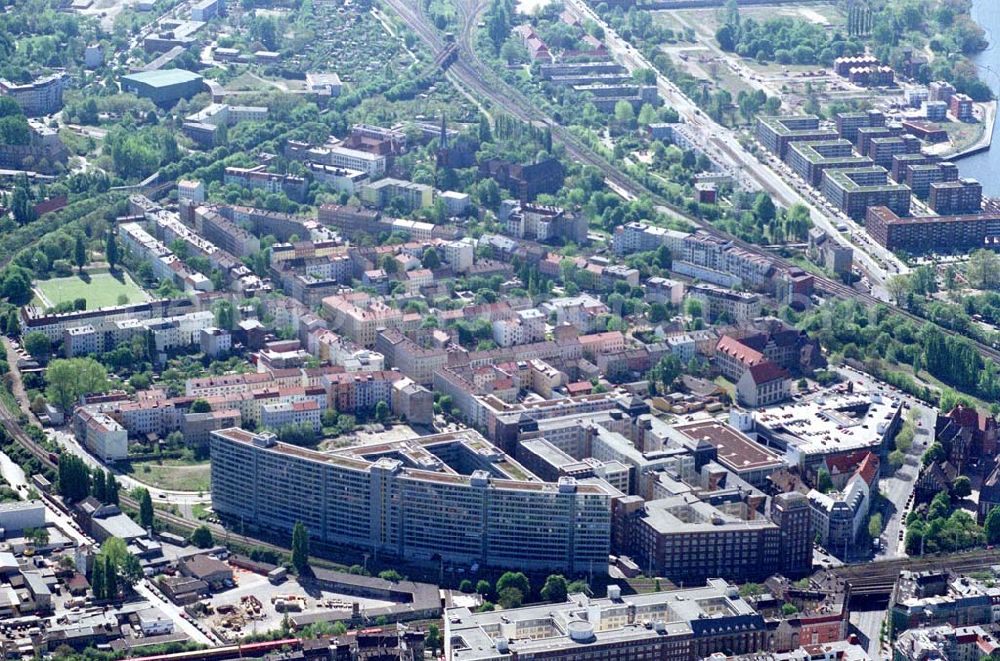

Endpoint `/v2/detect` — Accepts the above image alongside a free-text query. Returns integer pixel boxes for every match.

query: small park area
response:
[34,270,149,311]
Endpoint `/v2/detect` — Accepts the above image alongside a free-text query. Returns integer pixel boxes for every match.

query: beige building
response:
[322,294,405,347]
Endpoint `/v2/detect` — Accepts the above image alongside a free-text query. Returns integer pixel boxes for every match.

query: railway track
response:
[0,397,297,558]
[828,547,1000,591]
[388,0,1000,373]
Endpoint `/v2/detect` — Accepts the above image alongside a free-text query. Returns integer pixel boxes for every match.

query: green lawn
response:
[34,271,149,310]
[713,376,737,400]
[122,459,211,493]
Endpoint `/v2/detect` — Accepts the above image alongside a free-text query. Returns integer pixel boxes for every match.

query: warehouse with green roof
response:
[121,69,204,105]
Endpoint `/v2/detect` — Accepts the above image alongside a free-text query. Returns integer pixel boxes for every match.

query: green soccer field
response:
[33,271,150,310]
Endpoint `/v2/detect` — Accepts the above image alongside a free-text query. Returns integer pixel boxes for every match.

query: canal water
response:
[958,0,1000,195]
[0,448,28,491]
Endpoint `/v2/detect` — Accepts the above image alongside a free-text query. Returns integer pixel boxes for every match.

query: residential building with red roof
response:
[736,361,791,408]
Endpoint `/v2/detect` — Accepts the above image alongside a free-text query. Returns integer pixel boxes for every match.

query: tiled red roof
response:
[824,449,871,477]
[746,360,789,385]
[716,335,765,366]
[855,452,879,486]
[579,331,624,345]
[948,404,996,433]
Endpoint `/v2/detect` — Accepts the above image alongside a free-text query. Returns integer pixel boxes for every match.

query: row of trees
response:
[456,571,590,611]
[799,299,1000,406]
[58,454,118,504]
[715,0,864,66]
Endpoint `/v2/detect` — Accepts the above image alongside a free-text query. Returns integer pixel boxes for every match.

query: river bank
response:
[957,0,1000,194]
[950,100,997,160]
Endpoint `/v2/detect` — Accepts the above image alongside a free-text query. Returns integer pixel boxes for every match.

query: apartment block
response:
[118,222,214,293]
[21,298,195,342]
[220,205,320,243]
[390,377,434,426]
[856,124,904,155]
[442,238,475,273]
[644,277,685,305]
[0,74,65,116]
[820,166,911,221]
[926,100,948,121]
[211,428,614,573]
[180,409,240,449]
[890,153,937,183]
[612,222,690,256]
[785,139,871,187]
[360,178,434,211]
[905,162,958,199]
[540,294,608,333]
[224,166,307,202]
[866,206,1000,254]
[63,310,214,357]
[677,232,776,291]
[191,206,260,257]
[73,408,128,461]
[807,228,854,275]
[895,624,1000,661]
[834,109,886,143]
[376,329,449,386]
[867,135,921,170]
[686,284,761,323]
[891,571,994,634]
[755,115,838,159]
[177,180,205,203]
[929,179,982,215]
[807,453,877,556]
[200,327,232,358]
[950,93,974,121]
[260,399,322,433]
[321,294,405,347]
[929,80,956,103]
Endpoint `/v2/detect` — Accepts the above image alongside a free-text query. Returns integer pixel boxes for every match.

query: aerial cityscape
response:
[1,0,1000,658]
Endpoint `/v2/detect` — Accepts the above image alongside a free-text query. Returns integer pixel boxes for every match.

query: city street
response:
[561,0,904,290]
[835,366,933,560]
[851,607,886,658]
